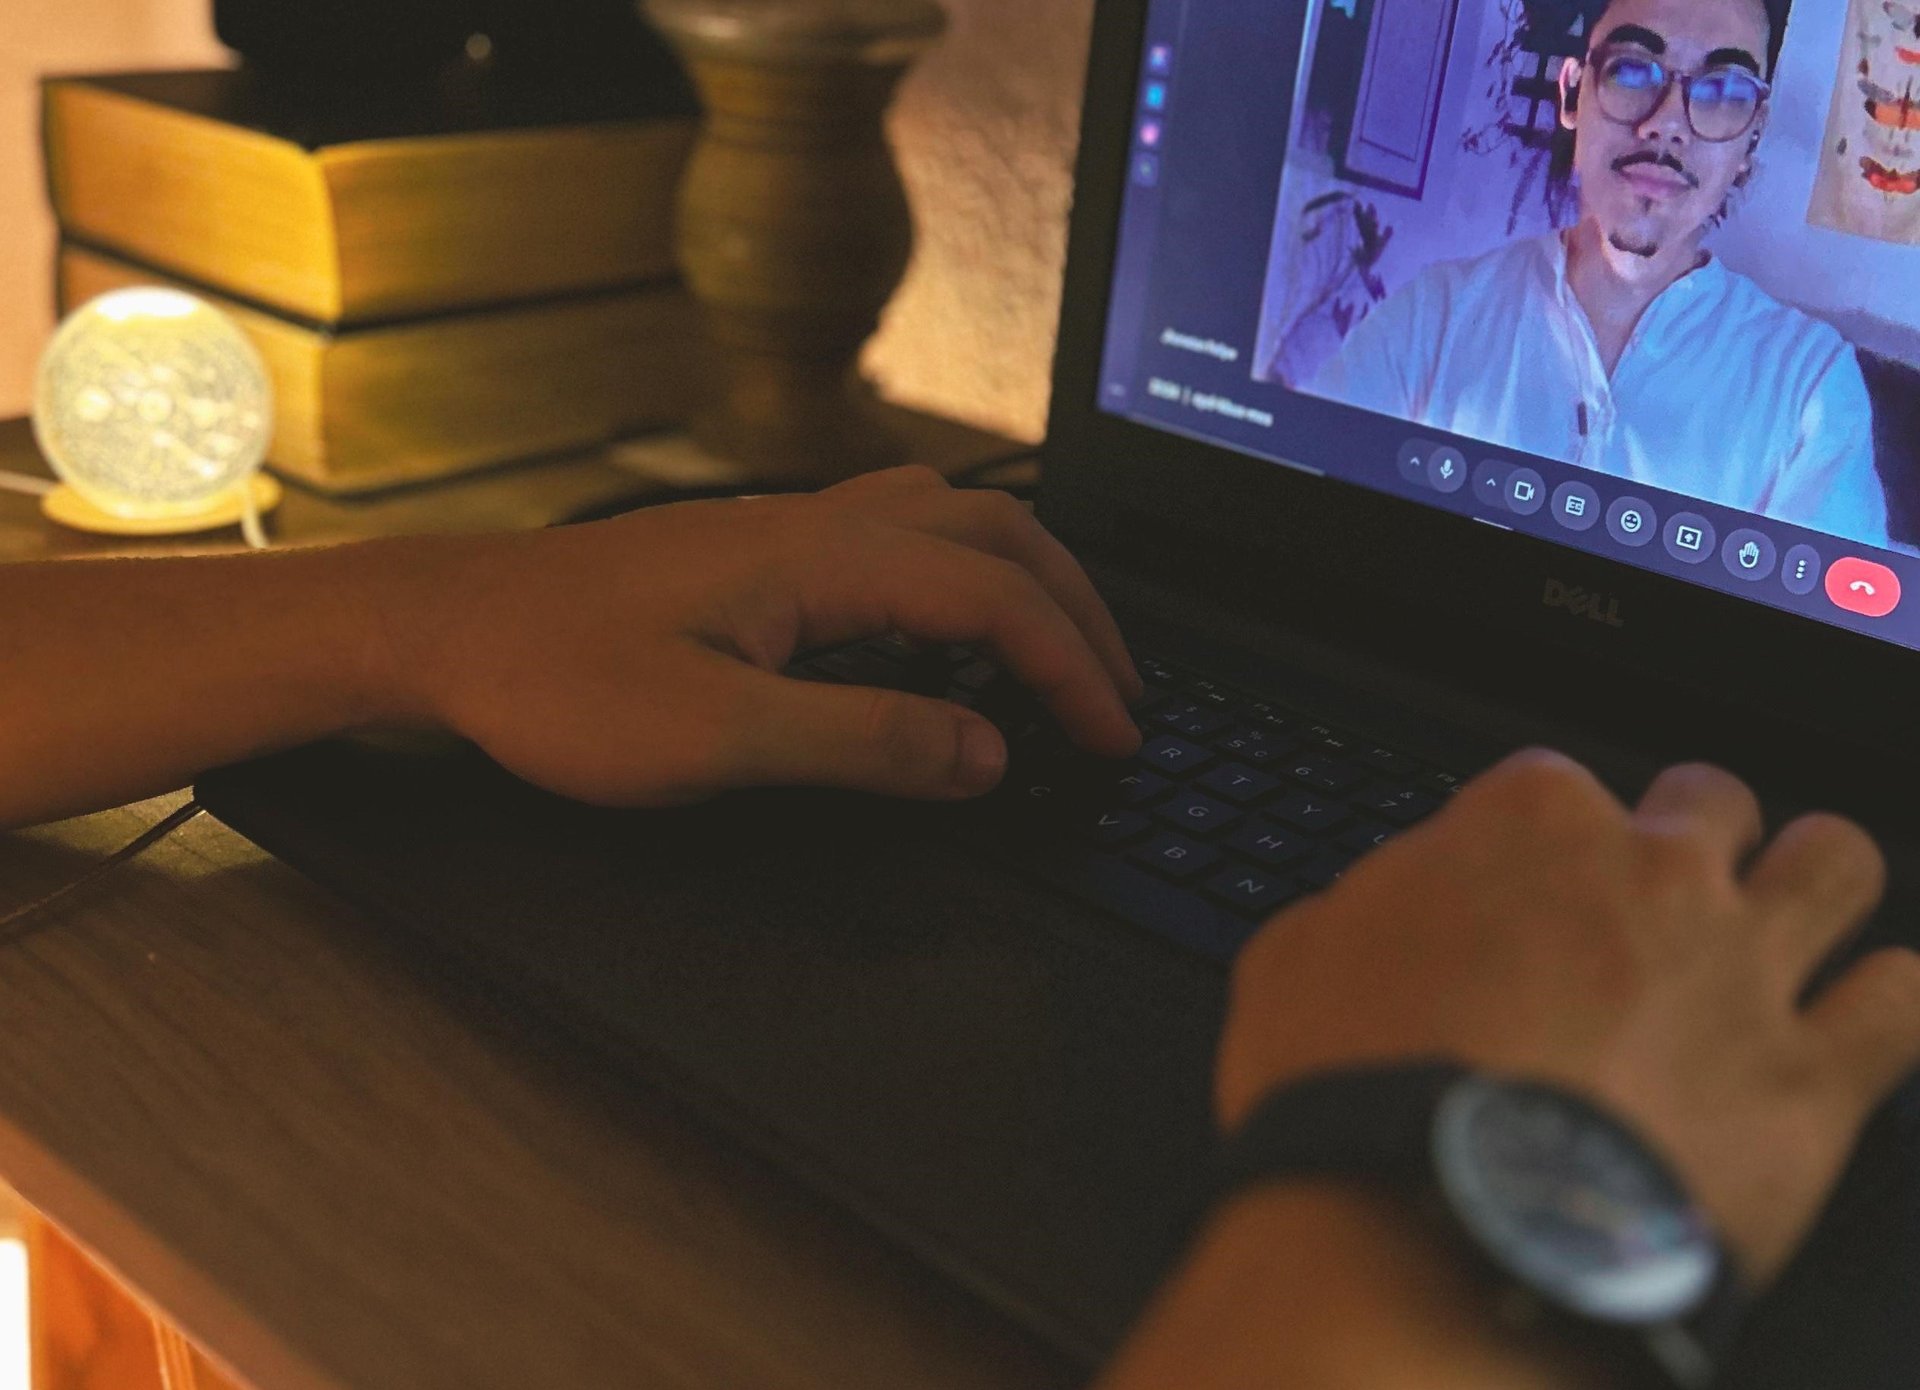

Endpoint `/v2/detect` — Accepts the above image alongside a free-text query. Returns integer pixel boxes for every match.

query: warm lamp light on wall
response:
[20,289,281,545]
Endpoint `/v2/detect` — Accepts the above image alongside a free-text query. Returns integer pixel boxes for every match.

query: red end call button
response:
[1825,557,1902,618]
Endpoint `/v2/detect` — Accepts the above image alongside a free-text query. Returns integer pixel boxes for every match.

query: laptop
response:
[199,0,1920,1383]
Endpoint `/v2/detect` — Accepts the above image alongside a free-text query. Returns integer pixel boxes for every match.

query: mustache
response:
[1611,150,1701,188]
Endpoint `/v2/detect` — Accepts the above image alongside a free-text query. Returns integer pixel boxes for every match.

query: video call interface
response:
[1097,0,1920,645]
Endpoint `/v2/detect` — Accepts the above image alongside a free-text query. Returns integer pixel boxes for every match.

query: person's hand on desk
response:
[0,465,1140,828]
[1103,750,1920,1390]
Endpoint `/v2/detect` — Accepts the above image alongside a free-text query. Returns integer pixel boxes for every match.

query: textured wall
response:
[869,0,1095,444]
[0,0,226,417]
[0,0,1096,442]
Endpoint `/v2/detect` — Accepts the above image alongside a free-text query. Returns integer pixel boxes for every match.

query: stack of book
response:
[41,67,700,493]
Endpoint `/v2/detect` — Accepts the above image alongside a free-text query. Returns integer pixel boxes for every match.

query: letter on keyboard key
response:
[1266,792,1352,835]
[1226,819,1310,866]
[1198,762,1280,804]
[1140,735,1216,776]
[1152,790,1241,836]
[1203,866,1301,918]
[1127,832,1224,882]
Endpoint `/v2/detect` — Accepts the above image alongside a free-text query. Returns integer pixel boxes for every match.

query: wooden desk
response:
[0,422,1068,1390]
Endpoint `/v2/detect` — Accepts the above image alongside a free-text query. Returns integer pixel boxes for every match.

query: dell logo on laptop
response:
[1542,579,1625,628]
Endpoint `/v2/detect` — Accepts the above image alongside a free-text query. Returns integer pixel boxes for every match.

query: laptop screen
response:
[1096,0,1920,648]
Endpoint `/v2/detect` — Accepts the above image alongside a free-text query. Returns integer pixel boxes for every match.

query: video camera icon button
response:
[1826,557,1902,618]
[1504,466,1546,517]
[1663,512,1716,565]
[1605,496,1658,548]
[1719,528,1777,583]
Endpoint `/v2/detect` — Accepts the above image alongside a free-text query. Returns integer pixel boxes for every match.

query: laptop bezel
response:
[1040,0,1920,758]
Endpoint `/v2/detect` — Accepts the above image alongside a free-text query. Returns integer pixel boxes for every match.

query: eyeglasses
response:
[1584,47,1771,143]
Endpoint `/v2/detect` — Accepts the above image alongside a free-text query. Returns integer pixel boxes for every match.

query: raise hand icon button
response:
[1825,557,1902,618]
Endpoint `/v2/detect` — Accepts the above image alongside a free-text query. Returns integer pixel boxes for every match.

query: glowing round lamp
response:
[32,288,281,537]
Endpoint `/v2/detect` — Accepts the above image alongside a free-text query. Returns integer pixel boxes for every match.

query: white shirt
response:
[1312,232,1890,549]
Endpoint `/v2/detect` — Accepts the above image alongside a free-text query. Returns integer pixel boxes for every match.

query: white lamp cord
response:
[0,471,54,498]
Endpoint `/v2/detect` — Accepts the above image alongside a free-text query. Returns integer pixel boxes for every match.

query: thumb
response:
[1805,947,1920,1119]
[724,669,1009,800]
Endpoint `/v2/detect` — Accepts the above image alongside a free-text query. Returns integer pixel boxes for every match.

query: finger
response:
[715,665,1010,799]
[1804,947,1920,1119]
[1633,763,1764,867]
[1451,747,1625,829]
[816,463,949,506]
[1746,813,1887,980]
[872,487,1144,700]
[798,526,1141,758]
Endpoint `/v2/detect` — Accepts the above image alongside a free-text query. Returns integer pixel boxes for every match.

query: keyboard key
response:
[1187,678,1241,711]
[1197,763,1280,804]
[1131,683,1173,714]
[1305,724,1358,755]
[1138,656,1187,686]
[1226,819,1310,866]
[1266,792,1352,835]
[1298,847,1357,888]
[1373,790,1442,827]
[1153,702,1233,738]
[807,648,911,688]
[1242,702,1294,732]
[1339,822,1396,855]
[1279,754,1368,795]
[1153,790,1242,836]
[952,657,998,692]
[1423,770,1466,796]
[1089,809,1151,846]
[1203,865,1301,918]
[1357,746,1421,776]
[1140,735,1216,776]
[1128,832,1223,882]
[1113,769,1172,806]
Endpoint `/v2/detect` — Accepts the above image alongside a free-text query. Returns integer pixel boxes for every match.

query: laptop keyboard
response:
[788,637,1472,962]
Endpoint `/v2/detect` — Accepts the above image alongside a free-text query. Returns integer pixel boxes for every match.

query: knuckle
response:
[1634,824,1725,887]
[1472,748,1611,826]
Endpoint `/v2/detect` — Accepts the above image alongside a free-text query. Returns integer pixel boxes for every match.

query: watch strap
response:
[1215,1059,1466,1198]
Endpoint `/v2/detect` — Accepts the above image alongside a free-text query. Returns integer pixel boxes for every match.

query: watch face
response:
[1432,1075,1719,1325]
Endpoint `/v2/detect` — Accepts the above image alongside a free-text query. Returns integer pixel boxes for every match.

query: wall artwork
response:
[1810,0,1920,244]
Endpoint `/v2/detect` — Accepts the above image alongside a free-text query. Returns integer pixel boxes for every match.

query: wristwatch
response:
[1215,1062,1748,1389]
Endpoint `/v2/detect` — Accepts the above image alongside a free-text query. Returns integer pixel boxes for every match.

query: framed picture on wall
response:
[1335,0,1464,197]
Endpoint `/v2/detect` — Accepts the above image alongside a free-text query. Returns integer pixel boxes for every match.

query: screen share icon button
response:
[1662,512,1716,565]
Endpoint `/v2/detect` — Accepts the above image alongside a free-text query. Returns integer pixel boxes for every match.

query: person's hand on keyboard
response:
[397,464,1144,807]
[1106,749,1920,1390]
[1216,748,1919,1283]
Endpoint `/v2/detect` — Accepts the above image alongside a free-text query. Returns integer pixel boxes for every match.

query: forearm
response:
[0,542,440,827]
[1098,1182,1616,1390]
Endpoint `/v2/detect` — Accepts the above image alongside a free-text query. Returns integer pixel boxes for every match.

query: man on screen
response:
[1313,0,1893,548]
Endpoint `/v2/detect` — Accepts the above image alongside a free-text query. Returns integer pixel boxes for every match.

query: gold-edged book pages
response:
[43,72,694,325]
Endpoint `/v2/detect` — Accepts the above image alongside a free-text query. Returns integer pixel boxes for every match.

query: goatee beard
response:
[1608,232,1661,259]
